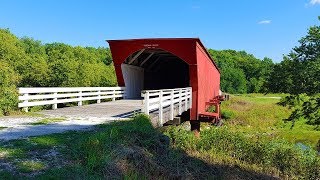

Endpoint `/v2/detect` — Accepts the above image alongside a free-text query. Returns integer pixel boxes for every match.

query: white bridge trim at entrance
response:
[18,87,192,127]
[141,87,192,126]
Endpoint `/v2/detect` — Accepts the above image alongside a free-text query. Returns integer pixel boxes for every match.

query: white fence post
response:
[97,90,101,104]
[144,91,149,115]
[184,89,188,111]
[159,90,163,125]
[112,90,116,101]
[189,88,192,109]
[78,91,82,106]
[52,92,58,110]
[23,93,29,112]
[179,89,182,115]
[170,90,174,120]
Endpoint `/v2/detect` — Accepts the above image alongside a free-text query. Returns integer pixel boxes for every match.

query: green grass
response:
[2,110,44,117]
[278,119,320,146]
[164,125,320,179]
[221,94,320,148]
[0,100,319,179]
[0,114,295,179]
[28,117,66,125]
[0,115,217,179]
[15,160,46,173]
[241,93,290,98]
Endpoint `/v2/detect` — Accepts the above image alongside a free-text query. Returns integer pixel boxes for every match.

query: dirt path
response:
[0,116,128,141]
[0,100,143,141]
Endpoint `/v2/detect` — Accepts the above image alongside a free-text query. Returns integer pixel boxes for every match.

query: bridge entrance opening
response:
[121,49,190,99]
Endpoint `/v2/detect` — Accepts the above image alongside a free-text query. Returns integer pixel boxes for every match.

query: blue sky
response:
[0,0,319,62]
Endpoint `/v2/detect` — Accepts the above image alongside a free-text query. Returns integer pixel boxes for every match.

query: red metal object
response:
[107,38,222,122]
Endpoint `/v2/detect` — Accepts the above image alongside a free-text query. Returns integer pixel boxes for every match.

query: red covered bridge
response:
[18,38,224,133]
[108,38,224,131]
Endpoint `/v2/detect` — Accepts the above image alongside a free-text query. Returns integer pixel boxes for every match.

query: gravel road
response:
[0,100,142,141]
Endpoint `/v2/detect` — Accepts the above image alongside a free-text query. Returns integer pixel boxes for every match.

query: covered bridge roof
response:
[107,38,220,73]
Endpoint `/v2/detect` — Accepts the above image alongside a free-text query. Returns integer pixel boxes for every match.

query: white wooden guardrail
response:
[141,87,192,126]
[18,87,126,112]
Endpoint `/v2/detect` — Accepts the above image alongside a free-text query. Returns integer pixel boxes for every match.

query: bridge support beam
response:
[190,120,200,138]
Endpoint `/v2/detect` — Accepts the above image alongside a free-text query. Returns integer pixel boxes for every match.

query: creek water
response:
[295,142,320,155]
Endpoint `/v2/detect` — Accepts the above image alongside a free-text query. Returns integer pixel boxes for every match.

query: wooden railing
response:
[141,87,192,125]
[18,87,126,112]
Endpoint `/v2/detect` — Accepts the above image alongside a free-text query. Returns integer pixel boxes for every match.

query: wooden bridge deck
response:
[40,100,144,119]
[40,99,186,126]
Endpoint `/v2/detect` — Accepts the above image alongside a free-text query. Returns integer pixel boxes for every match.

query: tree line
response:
[210,17,320,96]
[208,49,273,94]
[0,16,319,116]
[0,29,117,115]
[273,17,320,128]
[211,17,320,127]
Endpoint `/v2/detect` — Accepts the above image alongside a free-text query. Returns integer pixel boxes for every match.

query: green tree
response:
[276,17,320,128]
[208,49,274,94]
[268,16,320,94]
[0,28,117,115]
[0,29,27,73]
[0,62,19,115]
[20,37,49,87]
[0,29,23,115]
[45,43,79,87]
[266,57,295,93]
[85,47,113,65]
[220,66,247,94]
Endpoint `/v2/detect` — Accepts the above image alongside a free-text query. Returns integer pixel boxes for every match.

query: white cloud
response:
[258,20,271,24]
[310,0,320,5]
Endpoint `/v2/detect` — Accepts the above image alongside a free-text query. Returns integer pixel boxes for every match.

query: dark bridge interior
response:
[124,49,190,90]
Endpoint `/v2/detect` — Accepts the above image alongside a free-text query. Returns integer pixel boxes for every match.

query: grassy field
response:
[222,94,320,148]
[1,116,237,179]
[0,94,319,179]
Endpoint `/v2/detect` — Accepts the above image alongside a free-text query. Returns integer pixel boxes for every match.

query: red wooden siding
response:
[107,38,220,121]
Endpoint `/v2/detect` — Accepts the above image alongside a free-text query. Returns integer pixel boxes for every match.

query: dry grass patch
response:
[28,118,66,125]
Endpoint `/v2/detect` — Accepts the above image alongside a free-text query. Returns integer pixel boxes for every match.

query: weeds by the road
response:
[0,115,288,179]
[165,125,320,179]
[0,97,319,179]
[27,118,66,125]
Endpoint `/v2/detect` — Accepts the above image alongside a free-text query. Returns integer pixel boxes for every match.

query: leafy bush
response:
[0,62,19,115]
[278,94,310,108]
[221,109,235,120]
[0,86,18,116]
[74,114,162,173]
[280,94,320,129]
